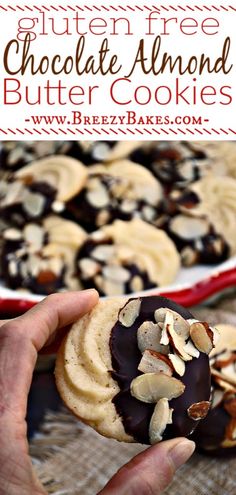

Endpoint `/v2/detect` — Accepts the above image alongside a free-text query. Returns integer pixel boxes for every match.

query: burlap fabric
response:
[30,297,236,495]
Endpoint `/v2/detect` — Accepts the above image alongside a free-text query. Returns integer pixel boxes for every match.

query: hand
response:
[0,291,195,495]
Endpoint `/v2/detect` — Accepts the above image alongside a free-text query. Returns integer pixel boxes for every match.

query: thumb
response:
[99,438,195,495]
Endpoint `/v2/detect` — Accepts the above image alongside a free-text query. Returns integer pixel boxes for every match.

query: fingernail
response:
[169,440,195,470]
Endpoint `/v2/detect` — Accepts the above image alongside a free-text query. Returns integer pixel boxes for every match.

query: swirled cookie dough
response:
[55,295,215,443]
[76,218,180,296]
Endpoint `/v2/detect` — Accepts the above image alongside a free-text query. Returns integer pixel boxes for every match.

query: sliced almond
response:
[149,398,170,444]
[138,350,173,376]
[160,310,173,346]
[167,320,192,362]
[118,299,141,327]
[130,275,144,293]
[183,340,200,358]
[187,401,211,421]
[23,223,45,251]
[130,373,185,403]
[8,259,18,277]
[79,258,100,278]
[86,183,110,208]
[103,265,130,283]
[211,389,224,409]
[137,321,169,355]
[220,363,236,387]
[91,244,115,262]
[168,353,186,377]
[103,278,125,296]
[3,228,22,241]
[190,322,214,354]
[96,209,110,227]
[23,190,46,217]
[169,214,209,240]
[155,307,190,339]
[120,199,138,213]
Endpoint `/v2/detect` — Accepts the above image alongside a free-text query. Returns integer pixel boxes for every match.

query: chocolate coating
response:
[110,296,211,444]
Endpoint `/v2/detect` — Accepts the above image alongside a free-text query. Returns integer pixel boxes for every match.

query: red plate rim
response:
[1,266,236,316]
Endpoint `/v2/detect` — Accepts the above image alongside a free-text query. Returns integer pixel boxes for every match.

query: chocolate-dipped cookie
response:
[55,295,217,443]
[1,216,87,295]
[193,324,236,456]
[66,161,163,230]
[76,218,180,296]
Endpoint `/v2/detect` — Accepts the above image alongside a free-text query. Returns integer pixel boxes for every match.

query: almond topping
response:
[211,389,224,409]
[79,258,100,278]
[23,191,46,217]
[137,321,169,355]
[130,373,185,403]
[155,307,190,339]
[167,322,192,362]
[149,398,170,444]
[187,401,211,421]
[138,350,173,376]
[160,310,172,345]
[190,322,214,354]
[118,298,141,327]
[183,340,200,358]
[168,353,186,377]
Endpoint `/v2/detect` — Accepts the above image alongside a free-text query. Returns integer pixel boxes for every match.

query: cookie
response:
[76,218,180,296]
[55,295,217,443]
[177,176,236,255]
[15,155,88,202]
[193,324,236,455]
[1,216,87,294]
[66,161,163,230]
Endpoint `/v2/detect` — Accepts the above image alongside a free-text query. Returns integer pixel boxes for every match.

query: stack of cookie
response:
[1,140,236,296]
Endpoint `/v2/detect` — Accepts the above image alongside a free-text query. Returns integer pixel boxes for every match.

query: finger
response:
[99,438,195,495]
[0,319,10,327]
[2,289,99,350]
[0,290,98,419]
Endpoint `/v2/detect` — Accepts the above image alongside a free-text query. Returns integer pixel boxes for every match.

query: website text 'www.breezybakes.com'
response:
[25,111,207,126]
